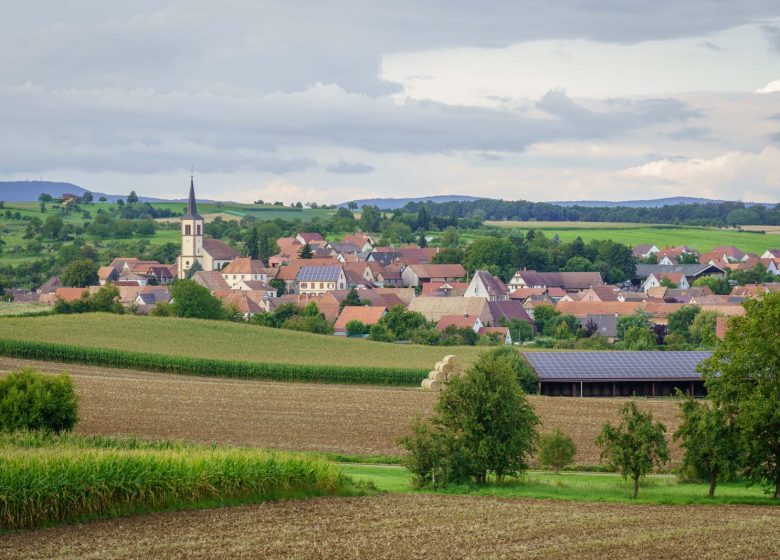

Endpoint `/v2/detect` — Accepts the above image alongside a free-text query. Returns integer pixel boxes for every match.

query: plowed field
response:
[0,357,683,463]
[3,494,778,560]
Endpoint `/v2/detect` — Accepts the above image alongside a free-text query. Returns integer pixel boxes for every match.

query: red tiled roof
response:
[436,314,479,330]
[334,306,387,332]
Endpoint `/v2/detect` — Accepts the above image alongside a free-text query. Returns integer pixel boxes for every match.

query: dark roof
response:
[201,239,239,260]
[581,314,618,338]
[523,351,712,381]
[181,176,203,220]
[487,300,532,324]
[475,270,509,296]
[296,265,343,282]
[635,263,725,279]
[513,271,604,290]
[370,252,399,266]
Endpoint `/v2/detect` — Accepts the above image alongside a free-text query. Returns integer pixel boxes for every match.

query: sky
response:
[1,1,779,204]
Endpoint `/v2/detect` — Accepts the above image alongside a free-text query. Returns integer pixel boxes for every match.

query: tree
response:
[440,226,459,248]
[699,292,780,498]
[596,401,670,498]
[245,226,259,259]
[462,237,515,279]
[659,277,678,288]
[417,231,428,248]
[538,429,577,472]
[376,305,427,340]
[98,196,107,202]
[416,205,431,230]
[508,319,534,343]
[61,259,98,287]
[561,256,594,272]
[667,305,701,341]
[81,191,93,203]
[486,346,539,393]
[431,247,464,264]
[38,193,53,203]
[692,275,731,295]
[346,320,368,336]
[0,369,78,433]
[347,201,358,210]
[340,287,363,311]
[298,243,313,259]
[689,310,720,347]
[170,279,225,319]
[673,396,740,497]
[269,278,286,295]
[400,350,539,486]
[532,305,559,337]
[621,325,657,350]
[42,215,65,240]
[617,310,651,339]
[127,190,139,204]
[358,205,381,232]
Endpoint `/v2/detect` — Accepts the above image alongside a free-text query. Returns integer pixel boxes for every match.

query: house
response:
[133,286,172,308]
[334,306,387,335]
[192,270,231,292]
[579,285,620,302]
[522,295,556,319]
[478,326,512,345]
[642,272,690,292]
[486,300,533,326]
[632,244,659,259]
[507,271,604,293]
[295,265,347,295]
[218,291,266,319]
[581,314,618,342]
[465,270,510,301]
[421,282,469,297]
[342,234,374,253]
[274,258,340,294]
[409,296,492,325]
[36,276,62,295]
[436,314,483,333]
[655,246,699,265]
[401,264,466,287]
[635,263,725,283]
[699,246,748,265]
[369,246,438,266]
[730,283,780,298]
[221,258,271,288]
[52,287,92,303]
[375,265,403,287]
[761,249,780,259]
[296,232,327,247]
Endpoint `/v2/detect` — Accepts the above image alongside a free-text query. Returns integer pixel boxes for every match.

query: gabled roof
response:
[510,270,604,290]
[409,296,489,322]
[201,239,239,260]
[635,263,724,278]
[297,232,325,244]
[406,263,466,279]
[54,287,91,302]
[473,270,509,296]
[334,306,387,332]
[221,258,269,275]
[436,314,480,330]
[37,276,62,294]
[296,265,343,282]
[192,270,231,292]
[487,300,533,324]
[421,281,469,296]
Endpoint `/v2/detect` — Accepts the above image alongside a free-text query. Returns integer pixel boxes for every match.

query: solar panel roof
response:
[522,351,711,381]
[296,265,342,282]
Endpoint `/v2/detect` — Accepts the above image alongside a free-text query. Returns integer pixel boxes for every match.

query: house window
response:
[329,283,334,289]
[184,225,191,236]
[319,282,324,289]
[301,283,307,289]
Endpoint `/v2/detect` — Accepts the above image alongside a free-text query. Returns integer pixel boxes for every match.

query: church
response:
[177,177,239,279]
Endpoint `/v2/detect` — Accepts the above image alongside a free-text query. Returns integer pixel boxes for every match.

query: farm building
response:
[523,351,711,398]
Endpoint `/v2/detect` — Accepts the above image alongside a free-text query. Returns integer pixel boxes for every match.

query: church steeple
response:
[182,174,203,220]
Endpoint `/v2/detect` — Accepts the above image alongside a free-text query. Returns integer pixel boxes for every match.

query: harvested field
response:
[0,357,683,463]
[3,494,778,560]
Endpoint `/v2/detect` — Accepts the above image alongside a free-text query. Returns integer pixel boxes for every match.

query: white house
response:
[221,258,271,288]
[465,270,510,301]
[295,265,347,295]
[642,272,690,292]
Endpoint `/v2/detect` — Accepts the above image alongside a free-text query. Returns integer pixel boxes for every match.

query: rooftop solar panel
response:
[522,351,711,381]
[296,266,342,282]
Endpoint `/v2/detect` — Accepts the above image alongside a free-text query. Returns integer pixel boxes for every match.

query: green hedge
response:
[0,339,428,386]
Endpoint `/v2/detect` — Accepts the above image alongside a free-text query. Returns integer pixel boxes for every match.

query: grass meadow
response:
[341,464,780,506]
[0,313,484,369]
[483,221,775,254]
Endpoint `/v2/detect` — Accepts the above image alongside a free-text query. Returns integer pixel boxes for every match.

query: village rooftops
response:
[221,258,269,275]
[201,239,239,261]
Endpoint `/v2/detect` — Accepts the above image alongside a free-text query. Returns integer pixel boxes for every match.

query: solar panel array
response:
[296,265,342,282]
[523,351,712,381]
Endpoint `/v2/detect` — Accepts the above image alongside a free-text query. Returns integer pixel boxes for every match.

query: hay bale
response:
[442,355,458,366]
[433,370,446,382]
[429,380,442,391]
[446,370,461,382]
[434,361,444,372]
[421,379,442,391]
[428,371,439,380]
[439,362,454,375]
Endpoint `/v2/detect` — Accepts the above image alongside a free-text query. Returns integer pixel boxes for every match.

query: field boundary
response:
[0,339,428,386]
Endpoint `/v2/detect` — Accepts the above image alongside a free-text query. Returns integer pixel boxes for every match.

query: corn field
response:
[0,434,343,529]
[0,339,428,386]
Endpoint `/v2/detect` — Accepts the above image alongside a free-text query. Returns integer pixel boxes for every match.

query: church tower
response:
[178,175,204,279]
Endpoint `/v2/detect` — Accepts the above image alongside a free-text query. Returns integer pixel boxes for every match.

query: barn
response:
[522,351,711,398]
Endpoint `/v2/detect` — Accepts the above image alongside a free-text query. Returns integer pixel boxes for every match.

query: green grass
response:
[484,221,774,255]
[0,313,483,370]
[0,303,50,316]
[0,432,350,530]
[340,464,780,505]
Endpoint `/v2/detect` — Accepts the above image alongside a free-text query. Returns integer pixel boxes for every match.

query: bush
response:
[0,369,78,433]
[345,320,368,336]
[538,429,577,472]
[485,346,539,394]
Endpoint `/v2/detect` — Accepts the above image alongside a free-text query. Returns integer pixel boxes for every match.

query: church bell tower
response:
[178,175,204,279]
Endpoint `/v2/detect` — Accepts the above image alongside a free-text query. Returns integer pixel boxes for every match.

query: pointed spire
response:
[182,172,203,220]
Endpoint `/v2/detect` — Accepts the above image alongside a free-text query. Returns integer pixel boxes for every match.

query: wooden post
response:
[613,382,616,397]
[652,382,656,397]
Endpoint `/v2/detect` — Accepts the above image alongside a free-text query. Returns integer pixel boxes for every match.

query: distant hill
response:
[0,181,193,203]
[340,195,480,209]
[549,196,772,208]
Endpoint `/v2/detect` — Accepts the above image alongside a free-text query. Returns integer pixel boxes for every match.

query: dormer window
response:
[184,225,192,236]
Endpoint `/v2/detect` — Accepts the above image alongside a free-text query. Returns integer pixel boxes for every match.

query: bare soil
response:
[2,494,778,560]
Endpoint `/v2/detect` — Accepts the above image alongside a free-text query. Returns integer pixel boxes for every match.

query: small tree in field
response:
[538,429,577,472]
[400,350,539,486]
[596,401,669,498]
[0,369,78,433]
[674,395,740,497]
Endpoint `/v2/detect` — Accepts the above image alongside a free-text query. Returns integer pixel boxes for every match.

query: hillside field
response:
[0,314,483,370]
[484,221,774,254]
[4,494,778,560]
[0,357,682,463]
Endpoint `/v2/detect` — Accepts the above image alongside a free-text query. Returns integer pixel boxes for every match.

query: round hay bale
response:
[432,370,446,382]
[428,371,439,380]
[442,355,457,366]
[446,370,461,382]
[434,361,444,372]
[439,362,454,375]
[429,380,442,392]
[421,379,433,390]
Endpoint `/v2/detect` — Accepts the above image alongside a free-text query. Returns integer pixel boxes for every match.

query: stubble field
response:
[3,494,778,560]
[0,357,683,463]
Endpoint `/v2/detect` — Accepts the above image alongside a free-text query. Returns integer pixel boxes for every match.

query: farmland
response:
[484,221,774,255]
[0,314,484,370]
[3,494,778,560]
[0,357,682,463]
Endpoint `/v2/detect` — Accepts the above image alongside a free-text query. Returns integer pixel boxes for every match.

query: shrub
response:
[0,369,78,433]
[485,346,539,394]
[345,320,368,336]
[538,429,577,472]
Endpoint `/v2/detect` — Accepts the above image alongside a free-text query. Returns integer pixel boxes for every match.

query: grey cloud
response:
[326,161,375,174]
[696,41,722,51]
[762,25,780,54]
[668,126,713,140]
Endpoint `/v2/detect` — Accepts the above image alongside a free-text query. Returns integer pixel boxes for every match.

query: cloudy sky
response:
[1,1,779,204]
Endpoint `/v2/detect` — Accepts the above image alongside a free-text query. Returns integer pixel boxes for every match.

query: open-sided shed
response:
[523,351,711,397]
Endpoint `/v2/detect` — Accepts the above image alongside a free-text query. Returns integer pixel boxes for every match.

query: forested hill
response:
[399,198,780,227]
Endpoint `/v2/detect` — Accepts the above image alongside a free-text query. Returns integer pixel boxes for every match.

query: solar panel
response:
[522,351,711,381]
[296,266,341,282]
